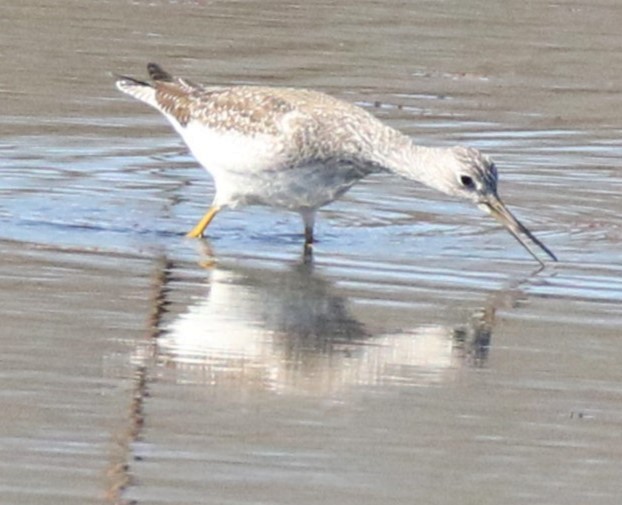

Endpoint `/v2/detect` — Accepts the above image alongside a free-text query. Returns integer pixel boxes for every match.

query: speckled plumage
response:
[117,64,405,169]
[115,63,556,264]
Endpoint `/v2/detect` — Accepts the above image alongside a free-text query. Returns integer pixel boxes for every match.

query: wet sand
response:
[1,0,622,504]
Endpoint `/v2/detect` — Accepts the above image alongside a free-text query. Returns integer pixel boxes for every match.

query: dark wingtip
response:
[147,63,174,82]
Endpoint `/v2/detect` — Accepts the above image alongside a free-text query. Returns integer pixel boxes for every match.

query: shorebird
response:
[116,63,557,265]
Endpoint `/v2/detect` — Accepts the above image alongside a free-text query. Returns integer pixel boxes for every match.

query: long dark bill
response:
[480,196,558,266]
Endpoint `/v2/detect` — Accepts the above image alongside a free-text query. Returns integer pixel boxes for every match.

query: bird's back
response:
[116,65,400,165]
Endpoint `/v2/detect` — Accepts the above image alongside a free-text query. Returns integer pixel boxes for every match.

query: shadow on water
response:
[135,244,546,393]
[107,245,550,501]
[106,256,173,504]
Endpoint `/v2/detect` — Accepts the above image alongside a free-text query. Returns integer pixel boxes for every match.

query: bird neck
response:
[370,130,452,193]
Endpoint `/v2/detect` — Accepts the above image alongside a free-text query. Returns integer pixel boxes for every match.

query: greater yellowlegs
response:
[116,63,557,265]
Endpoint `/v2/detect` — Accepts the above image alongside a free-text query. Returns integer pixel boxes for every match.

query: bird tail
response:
[115,63,174,108]
[115,63,200,126]
[115,75,158,108]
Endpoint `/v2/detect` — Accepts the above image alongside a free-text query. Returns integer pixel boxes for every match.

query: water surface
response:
[1,0,621,504]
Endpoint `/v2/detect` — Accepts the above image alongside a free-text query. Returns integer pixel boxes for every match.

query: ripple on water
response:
[3,0,622,503]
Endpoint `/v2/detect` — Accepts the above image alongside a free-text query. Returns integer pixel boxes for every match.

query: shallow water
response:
[1,0,622,503]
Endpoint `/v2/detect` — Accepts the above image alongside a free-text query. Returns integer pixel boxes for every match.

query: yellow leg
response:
[186,206,220,238]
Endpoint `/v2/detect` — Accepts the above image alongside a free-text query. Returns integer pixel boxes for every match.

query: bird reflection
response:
[156,252,533,394]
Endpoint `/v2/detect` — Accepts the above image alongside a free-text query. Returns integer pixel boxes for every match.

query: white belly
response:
[176,121,365,211]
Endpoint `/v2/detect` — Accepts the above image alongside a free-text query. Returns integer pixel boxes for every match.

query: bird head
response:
[436,146,557,266]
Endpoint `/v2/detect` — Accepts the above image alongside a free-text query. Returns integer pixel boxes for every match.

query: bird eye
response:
[460,175,475,188]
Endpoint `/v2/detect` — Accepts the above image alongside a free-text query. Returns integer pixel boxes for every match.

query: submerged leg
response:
[186,205,221,238]
[302,242,314,263]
